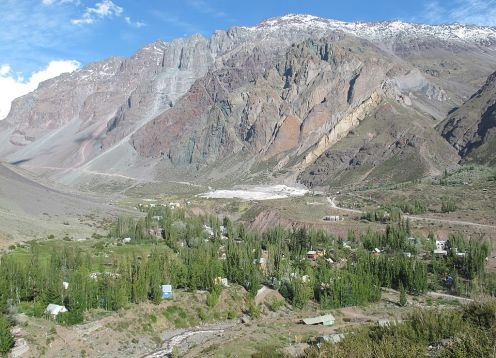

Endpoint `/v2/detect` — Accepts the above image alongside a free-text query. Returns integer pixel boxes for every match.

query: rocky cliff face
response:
[1,14,495,189]
[440,71,496,165]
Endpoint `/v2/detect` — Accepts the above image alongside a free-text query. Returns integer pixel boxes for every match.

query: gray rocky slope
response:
[440,71,496,166]
[0,14,495,189]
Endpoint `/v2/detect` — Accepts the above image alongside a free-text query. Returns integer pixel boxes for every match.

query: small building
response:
[301,314,335,326]
[62,281,69,290]
[433,249,448,256]
[214,277,229,287]
[307,250,325,260]
[323,215,340,222]
[45,304,68,318]
[161,284,173,299]
[307,250,318,260]
[436,240,447,250]
[122,237,131,244]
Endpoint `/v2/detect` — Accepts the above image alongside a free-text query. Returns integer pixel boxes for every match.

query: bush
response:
[0,315,14,355]
[270,298,285,312]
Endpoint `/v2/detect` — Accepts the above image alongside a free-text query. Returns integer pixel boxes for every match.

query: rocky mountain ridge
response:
[440,71,496,166]
[0,14,495,190]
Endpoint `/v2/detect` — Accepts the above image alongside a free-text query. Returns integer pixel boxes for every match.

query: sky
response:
[0,0,495,120]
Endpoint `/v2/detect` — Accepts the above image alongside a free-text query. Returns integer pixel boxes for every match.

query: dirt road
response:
[328,197,496,230]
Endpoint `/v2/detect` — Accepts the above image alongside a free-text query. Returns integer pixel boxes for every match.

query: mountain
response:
[1,14,495,190]
[440,71,496,166]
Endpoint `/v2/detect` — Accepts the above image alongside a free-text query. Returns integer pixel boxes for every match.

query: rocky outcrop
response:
[1,14,495,188]
[440,71,496,165]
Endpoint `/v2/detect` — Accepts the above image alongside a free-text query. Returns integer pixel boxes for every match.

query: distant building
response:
[436,240,447,250]
[214,277,229,287]
[307,250,325,260]
[301,314,335,326]
[161,284,173,298]
[323,215,340,222]
[433,249,448,255]
[45,304,67,318]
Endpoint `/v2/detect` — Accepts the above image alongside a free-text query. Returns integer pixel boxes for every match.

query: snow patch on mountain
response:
[250,14,496,46]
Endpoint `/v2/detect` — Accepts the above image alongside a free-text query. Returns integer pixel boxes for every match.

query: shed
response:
[45,304,68,318]
[323,215,340,222]
[161,284,173,298]
[301,314,335,326]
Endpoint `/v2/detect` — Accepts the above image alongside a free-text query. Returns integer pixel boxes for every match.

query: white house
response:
[161,284,173,298]
[436,240,447,250]
[45,304,67,318]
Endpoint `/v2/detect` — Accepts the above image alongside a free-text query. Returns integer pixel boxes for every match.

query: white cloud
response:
[42,0,80,5]
[125,16,145,28]
[71,0,123,25]
[187,0,228,18]
[422,0,496,26]
[0,60,80,120]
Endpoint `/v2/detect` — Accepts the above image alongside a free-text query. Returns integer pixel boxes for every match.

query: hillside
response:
[0,162,122,242]
[440,71,496,165]
[0,15,495,190]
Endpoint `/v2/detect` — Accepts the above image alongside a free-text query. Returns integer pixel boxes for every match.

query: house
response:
[323,215,340,222]
[161,284,173,298]
[301,314,335,326]
[307,250,318,260]
[214,277,229,287]
[45,304,67,318]
[436,240,447,250]
[169,202,180,209]
[307,250,325,260]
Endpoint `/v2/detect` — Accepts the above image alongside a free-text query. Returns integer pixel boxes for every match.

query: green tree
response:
[399,283,407,307]
[0,314,13,356]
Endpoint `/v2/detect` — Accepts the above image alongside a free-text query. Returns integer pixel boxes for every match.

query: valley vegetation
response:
[0,203,494,355]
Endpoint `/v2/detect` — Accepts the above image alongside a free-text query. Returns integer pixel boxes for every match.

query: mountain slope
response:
[0,15,495,189]
[440,71,496,165]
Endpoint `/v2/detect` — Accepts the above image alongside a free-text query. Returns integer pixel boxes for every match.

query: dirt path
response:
[328,197,496,230]
[142,322,236,358]
[426,291,474,303]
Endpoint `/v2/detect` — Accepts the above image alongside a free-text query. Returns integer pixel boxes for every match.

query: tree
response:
[399,283,407,307]
[0,314,13,356]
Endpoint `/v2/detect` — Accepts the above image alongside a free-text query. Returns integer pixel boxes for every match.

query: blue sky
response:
[0,0,495,119]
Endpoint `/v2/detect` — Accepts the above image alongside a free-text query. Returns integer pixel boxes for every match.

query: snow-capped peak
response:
[252,14,496,46]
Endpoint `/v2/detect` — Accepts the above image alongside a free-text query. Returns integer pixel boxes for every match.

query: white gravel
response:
[198,185,309,200]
